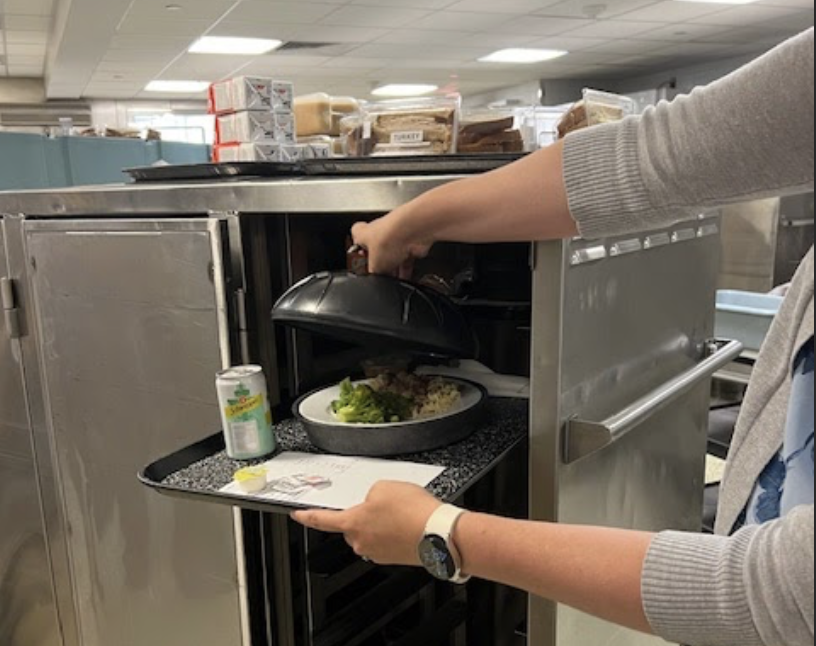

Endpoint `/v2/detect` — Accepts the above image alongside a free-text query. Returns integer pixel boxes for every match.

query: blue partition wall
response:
[0,133,210,190]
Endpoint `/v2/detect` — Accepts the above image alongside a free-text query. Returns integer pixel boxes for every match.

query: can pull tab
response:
[347,243,369,276]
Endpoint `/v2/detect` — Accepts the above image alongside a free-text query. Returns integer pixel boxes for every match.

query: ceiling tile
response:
[4,42,47,56]
[226,1,341,24]
[7,65,45,77]
[584,38,671,55]
[629,23,730,42]
[453,32,544,48]
[274,24,391,43]
[1,0,52,17]
[207,21,306,41]
[348,42,486,61]
[409,10,520,32]
[374,29,475,44]
[5,54,45,65]
[121,0,235,22]
[616,1,730,23]
[525,35,618,51]
[320,5,433,28]
[693,26,797,45]
[494,15,593,36]
[2,15,51,31]
[159,54,257,81]
[690,4,811,27]
[109,34,195,51]
[533,0,658,19]
[116,16,212,37]
[444,0,562,13]
[350,0,460,8]
[5,31,48,45]
[560,19,663,39]
[755,0,813,7]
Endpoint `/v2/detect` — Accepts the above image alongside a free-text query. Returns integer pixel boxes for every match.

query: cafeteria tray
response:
[125,161,304,182]
[301,153,526,176]
[139,399,528,516]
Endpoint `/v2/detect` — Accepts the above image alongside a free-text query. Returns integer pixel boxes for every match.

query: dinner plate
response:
[294,377,488,457]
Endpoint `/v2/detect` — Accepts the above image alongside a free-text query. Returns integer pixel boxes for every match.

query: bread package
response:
[346,97,460,157]
[295,93,362,137]
[458,113,524,154]
[557,89,635,139]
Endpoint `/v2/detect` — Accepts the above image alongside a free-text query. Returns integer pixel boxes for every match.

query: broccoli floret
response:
[331,379,414,424]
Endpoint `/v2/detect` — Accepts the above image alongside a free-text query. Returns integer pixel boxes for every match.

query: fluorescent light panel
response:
[189,36,283,55]
[372,84,439,97]
[479,48,568,64]
[145,80,210,93]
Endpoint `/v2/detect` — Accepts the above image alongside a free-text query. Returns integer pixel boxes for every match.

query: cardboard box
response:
[209,77,294,115]
[216,111,296,145]
[214,143,301,163]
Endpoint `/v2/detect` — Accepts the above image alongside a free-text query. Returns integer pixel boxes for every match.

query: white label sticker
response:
[230,421,261,454]
[390,130,425,145]
[363,119,373,139]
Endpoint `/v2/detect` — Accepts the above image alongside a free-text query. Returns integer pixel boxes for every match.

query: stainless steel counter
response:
[0,176,462,217]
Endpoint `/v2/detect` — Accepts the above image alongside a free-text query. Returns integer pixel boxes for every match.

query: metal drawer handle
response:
[564,339,743,464]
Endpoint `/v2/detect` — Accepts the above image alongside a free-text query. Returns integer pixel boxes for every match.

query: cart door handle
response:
[564,339,743,464]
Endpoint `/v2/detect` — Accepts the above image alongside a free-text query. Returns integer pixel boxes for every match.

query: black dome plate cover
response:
[272,272,478,359]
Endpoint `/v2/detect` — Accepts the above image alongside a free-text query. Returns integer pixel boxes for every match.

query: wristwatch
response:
[418,504,471,584]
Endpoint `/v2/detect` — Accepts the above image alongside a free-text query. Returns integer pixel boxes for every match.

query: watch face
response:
[419,535,457,581]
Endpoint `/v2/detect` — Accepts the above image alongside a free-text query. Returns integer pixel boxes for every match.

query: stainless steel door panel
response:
[23,220,243,646]
[0,221,62,646]
[530,226,721,646]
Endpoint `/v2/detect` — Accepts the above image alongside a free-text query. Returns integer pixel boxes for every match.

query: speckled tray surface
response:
[141,399,528,514]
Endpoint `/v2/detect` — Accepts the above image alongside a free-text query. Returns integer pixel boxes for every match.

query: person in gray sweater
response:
[294,28,815,646]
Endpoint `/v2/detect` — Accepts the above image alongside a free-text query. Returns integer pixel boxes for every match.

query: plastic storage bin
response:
[715,290,785,353]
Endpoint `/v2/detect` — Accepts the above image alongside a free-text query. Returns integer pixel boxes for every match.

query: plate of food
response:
[294,373,487,456]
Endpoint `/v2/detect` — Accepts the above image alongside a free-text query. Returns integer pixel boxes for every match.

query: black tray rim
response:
[300,153,527,176]
[138,432,314,515]
[125,153,527,183]
[138,400,528,516]
[125,161,304,183]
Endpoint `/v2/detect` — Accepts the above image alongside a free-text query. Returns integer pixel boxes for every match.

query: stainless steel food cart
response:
[0,173,735,646]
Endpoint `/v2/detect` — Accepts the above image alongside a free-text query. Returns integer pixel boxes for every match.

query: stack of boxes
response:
[209,77,332,163]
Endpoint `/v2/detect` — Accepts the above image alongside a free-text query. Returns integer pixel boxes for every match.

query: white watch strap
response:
[425,504,471,584]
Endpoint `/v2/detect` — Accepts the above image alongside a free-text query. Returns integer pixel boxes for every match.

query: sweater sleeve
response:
[563,28,815,240]
[642,505,815,646]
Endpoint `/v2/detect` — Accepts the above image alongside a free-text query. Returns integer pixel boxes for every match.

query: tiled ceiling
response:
[1,0,813,100]
[0,0,53,78]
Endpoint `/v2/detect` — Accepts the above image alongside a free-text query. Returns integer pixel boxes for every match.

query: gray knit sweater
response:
[563,28,815,646]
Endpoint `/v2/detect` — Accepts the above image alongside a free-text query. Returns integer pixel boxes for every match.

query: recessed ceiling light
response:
[145,80,210,94]
[673,0,759,4]
[189,36,283,56]
[372,84,439,97]
[479,48,569,64]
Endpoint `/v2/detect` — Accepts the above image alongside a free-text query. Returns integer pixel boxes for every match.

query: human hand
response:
[351,207,434,280]
[292,481,443,566]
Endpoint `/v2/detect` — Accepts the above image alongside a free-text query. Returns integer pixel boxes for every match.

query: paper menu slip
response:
[220,452,447,510]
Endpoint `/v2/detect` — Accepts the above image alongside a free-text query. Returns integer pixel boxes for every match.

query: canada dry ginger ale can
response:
[216,365,276,460]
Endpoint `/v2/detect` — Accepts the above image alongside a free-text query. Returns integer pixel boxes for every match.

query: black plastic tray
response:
[139,400,528,516]
[125,162,303,183]
[125,154,527,183]
[301,154,526,177]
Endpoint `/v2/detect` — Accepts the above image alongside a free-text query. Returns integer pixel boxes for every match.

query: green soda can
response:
[216,365,276,460]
